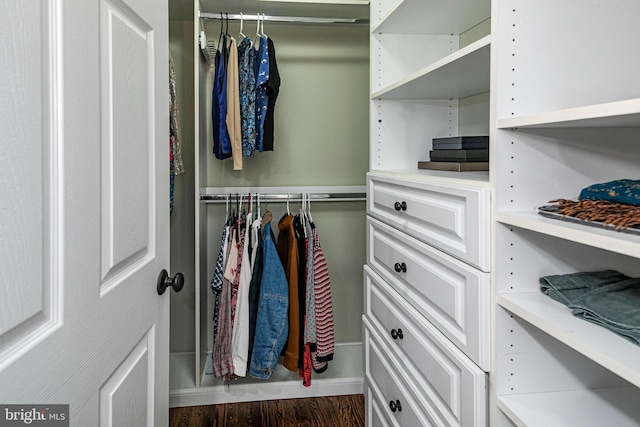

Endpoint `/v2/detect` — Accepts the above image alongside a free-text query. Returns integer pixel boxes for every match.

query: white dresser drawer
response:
[367,172,490,271]
[366,219,490,370]
[364,325,437,427]
[364,268,488,427]
[365,386,392,427]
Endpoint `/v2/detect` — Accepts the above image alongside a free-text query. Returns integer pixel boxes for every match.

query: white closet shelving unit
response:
[492,0,640,425]
[365,0,492,425]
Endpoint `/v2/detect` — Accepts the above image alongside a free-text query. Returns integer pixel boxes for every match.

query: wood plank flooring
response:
[169,394,365,427]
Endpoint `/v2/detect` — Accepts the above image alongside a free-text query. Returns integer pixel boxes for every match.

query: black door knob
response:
[157,269,184,295]
[389,399,402,412]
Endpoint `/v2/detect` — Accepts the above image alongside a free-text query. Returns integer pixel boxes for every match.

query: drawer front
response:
[364,267,488,427]
[366,218,490,370]
[367,173,490,271]
[365,386,392,427]
[364,325,436,427]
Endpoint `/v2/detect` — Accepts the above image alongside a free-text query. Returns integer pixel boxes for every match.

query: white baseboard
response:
[170,342,364,408]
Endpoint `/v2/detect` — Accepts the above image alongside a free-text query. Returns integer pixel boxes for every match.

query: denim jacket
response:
[249,221,289,379]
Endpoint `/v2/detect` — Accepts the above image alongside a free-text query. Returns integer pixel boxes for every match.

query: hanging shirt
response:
[212,35,232,160]
[238,37,257,156]
[169,54,184,174]
[249,219,289,379]
[262,38,280,151]
[211,225,229,348]
[247,215,263,364]
[212,228,239,381]
[276,213,300,372]
[293,215,307,374]
[312,224,335,368]
[302,216,316,386]
[232,213,254,376]
[254,36,269,152]
[226,36,242,170]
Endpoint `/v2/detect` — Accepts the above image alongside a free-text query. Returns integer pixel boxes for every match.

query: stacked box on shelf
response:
[419,136,489,171]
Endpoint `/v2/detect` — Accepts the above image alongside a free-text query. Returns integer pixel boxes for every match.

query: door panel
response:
[100,0,154,290]
[0,0,63,370]
[0,0,169,424]
[100,327,155,427]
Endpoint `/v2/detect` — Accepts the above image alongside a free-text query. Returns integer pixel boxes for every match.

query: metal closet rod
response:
[200,186,366,203]
[199,12,368,25]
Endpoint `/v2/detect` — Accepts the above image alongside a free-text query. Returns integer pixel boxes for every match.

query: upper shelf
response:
[371,0,490,35]
[497,98,640,129]
[371,35,490,100]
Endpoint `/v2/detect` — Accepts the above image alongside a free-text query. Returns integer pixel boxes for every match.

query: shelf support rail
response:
[200,185,366,204]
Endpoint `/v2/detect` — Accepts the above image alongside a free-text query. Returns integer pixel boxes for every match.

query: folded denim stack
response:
[539,270,640,345]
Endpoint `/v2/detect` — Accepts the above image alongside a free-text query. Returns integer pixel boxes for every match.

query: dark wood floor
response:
[169,394,365,427]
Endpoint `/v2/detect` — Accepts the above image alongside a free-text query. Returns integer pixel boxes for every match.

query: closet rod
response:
[199,12,368,25]
[200,186,366,203]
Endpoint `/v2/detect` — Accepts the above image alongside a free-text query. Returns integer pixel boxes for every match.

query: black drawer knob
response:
[390,328,404,340]
[394,201,407,211]
[394,262,407,273]
[389,399,402,413]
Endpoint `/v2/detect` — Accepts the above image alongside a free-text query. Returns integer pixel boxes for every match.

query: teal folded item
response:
[569,278,640,344]
[539,270,628,306]
[579,179,640,206]
[539,270,640,346]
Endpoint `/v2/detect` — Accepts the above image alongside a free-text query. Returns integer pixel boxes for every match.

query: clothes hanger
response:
[254,13,262,48]
[260,13,268,38]
[307,192,314,223]
[217,12,224,50]
[255,193,261,220]
[300,193,307,237]
[239,13,246,39]
[286,193,291,215]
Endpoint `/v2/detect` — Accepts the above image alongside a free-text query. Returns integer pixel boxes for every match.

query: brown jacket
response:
[276,214,299,371]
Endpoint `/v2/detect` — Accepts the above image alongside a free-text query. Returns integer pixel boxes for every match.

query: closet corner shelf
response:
[371,36,490,100]
[371,0,490,35]
[496,98,640,129]
[497,292,640,388]
[495,211,640,259]
[497,387,640,427]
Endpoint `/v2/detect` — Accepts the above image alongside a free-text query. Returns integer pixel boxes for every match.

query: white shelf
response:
[371,36,490,100]
[497,292,640,388]
[496,211,640,259]
[497,98,640,129]
[497,387,640,427]
[369,168,490,187]
[371,0,490,35]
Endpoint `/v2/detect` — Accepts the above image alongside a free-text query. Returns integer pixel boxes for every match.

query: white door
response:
[0,0,172,425]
